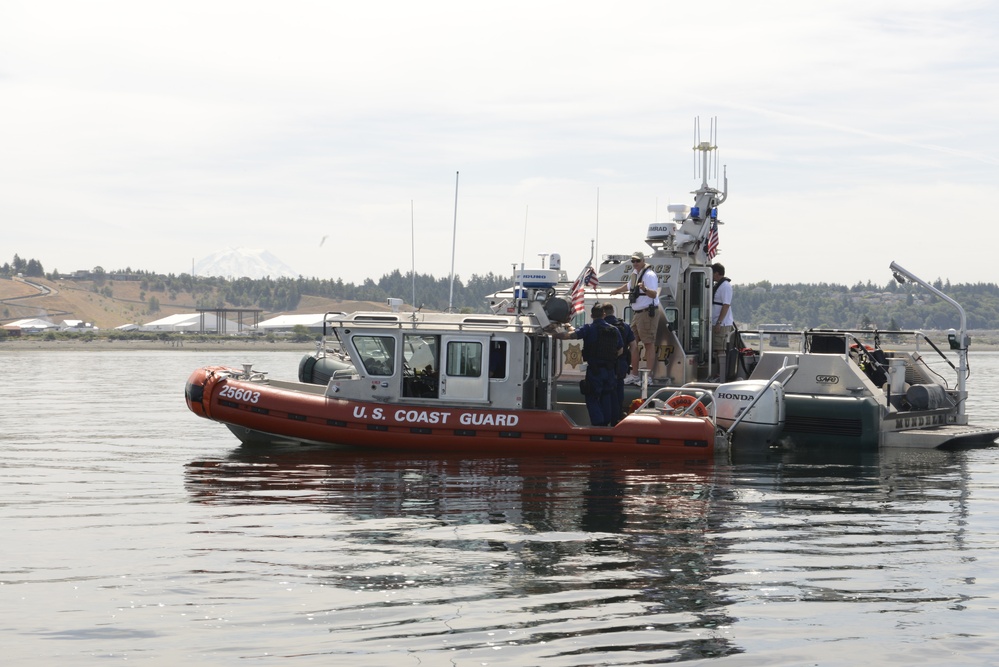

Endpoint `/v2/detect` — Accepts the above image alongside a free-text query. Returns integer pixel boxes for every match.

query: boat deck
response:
[882,424,999,449]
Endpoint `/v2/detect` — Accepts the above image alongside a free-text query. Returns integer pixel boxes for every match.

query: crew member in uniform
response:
[554,303,623,426]
[603,302,635,425]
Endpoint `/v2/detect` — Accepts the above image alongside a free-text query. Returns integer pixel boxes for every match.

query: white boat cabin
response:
[321,309,560,412]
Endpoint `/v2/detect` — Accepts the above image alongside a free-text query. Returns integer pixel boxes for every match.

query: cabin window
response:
[445,341,482,377]
[403,334,439,371]
[403,334,440,398]
[489,340,507,379]
[687,270,708,356]
[352,335,396,376]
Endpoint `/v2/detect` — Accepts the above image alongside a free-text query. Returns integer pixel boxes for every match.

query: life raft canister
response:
[665,394,709,417]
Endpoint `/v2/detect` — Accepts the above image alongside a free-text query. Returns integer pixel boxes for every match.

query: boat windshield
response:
[352,335,396,376]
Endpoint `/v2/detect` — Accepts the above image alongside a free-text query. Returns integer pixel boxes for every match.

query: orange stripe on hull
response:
[185,368,715,456]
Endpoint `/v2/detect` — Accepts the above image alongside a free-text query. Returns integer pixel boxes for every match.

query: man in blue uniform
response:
[603,302,635,425]
[554,303,623,426]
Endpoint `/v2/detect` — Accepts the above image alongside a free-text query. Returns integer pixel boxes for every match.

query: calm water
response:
[3,348,999,666]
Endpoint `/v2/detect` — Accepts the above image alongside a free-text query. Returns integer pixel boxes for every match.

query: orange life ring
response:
[665,394,709,417]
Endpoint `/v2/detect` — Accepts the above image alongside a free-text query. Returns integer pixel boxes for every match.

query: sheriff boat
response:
[473,128,998,449]
[249,125,997,451]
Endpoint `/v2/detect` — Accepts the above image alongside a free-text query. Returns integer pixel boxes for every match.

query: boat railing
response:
[752,326,967,398]
[752,327,951,356]
[798,327,962,370]
[314,312,350,360]
[632,385,718,422]
[889,261,969,418]
[322,312,543,333]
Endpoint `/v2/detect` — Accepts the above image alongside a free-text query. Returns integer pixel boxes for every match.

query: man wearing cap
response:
[553,302,623,426]
[610,251,659,385]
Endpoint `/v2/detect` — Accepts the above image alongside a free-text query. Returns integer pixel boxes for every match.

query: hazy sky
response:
[3,1,998,287]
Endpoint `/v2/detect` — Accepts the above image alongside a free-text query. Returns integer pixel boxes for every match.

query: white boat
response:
[293,129,998,451]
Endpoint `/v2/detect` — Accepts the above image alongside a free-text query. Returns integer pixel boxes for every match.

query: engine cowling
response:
[713,379,785,444]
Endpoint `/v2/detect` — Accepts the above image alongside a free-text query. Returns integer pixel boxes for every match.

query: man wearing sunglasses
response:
[610,251,658,385]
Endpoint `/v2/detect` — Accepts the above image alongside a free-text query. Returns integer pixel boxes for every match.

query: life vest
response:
[629,266,652,304]
[606,317,631,375]
[607,317,630,347]
[712,276,731,306]
[584,322,621,366]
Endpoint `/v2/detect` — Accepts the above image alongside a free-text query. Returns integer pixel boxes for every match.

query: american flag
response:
[706,221,720,260]
[568,266,598,315]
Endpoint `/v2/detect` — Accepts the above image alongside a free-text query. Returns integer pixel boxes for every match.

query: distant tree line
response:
[4,253,999,328]
[1,254,510,314]
[736,279,999,331]
[1,254,45,277]
[115,269,508,312]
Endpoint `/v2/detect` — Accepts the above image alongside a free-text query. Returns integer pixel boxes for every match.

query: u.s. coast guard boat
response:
[184,284,723,456]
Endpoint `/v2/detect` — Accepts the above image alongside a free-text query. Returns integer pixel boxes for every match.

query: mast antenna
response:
[447,171,459,312]
[711,116,719,182]
[411,200,416,312]
[521,205,529,267]
[594,187,600,266]
[694,116,718,189]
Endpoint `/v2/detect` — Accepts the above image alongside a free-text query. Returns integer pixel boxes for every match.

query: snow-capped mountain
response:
[193,248,299,280]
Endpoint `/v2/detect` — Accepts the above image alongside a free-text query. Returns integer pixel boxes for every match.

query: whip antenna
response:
[448,171,459,312]
[411,200,416,311]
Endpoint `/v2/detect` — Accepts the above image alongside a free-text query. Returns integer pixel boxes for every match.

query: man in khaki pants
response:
[611,251,659,385]
[711,262,734,382]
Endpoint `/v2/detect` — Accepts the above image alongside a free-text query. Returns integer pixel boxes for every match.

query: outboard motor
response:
[713,379,785,444]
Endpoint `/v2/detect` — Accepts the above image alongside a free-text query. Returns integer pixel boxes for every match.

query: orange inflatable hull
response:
[185,367,715,456]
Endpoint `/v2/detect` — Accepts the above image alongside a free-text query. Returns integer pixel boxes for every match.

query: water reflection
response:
[5,348,997,665]
[186,447,741,662]
[182,444,987,664]
[708,444,986,662]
